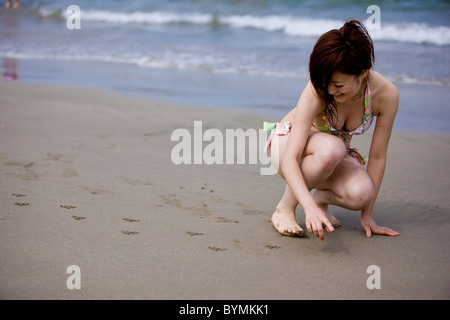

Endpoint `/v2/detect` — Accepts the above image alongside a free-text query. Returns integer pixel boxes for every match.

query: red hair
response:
[309,19,375,121]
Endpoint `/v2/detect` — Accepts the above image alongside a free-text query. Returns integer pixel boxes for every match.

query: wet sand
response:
[0,82,449,300]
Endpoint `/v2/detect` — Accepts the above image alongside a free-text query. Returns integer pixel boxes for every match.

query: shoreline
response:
[0,81,449,300]
[3,56,450,134]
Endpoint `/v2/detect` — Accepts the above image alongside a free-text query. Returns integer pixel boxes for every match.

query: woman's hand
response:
[305,207,335,240]
[360,215,400,237]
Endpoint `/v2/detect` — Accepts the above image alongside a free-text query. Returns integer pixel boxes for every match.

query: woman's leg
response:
[270,131,347,236]
[269,133,304,236]
[312,156,375,213]
[271,184,304,236]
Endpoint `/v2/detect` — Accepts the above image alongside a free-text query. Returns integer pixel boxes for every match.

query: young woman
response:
[265,19,400,240]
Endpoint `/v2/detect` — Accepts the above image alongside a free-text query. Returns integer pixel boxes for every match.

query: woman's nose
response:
[328,84,337,95]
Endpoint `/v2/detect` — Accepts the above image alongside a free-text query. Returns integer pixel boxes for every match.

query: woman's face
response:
[328,71,365,103]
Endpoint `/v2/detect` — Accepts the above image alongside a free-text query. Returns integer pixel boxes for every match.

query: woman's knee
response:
[315,136,347,172]
[344,176,375,210]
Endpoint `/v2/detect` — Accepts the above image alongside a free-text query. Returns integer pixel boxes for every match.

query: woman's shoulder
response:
[282,81,323,123]
[370,70,398,97]
[369,70,399,114]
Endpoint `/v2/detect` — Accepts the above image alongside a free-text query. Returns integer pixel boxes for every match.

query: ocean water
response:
[1,0,450,132]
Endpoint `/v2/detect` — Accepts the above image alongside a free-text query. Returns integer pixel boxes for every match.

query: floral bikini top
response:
[312,82,374,165]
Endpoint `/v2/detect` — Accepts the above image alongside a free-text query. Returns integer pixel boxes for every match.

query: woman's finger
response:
[315,222,325,240]
[306,220,312,234]
[322,219,335,233]
[365,226,372,238]
[375,226,400,236]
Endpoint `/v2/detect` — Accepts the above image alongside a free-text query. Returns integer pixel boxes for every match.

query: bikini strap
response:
[364,81,372,113]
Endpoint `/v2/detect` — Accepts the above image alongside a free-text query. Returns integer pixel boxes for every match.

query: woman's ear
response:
[360,69,369,81]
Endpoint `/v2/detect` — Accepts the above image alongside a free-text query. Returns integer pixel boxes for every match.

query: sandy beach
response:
[0,81,449,300]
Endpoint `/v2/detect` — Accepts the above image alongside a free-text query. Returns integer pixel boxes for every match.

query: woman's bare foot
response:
[312,190,341,228]
[271,207,306,237]
[321,204,341,228]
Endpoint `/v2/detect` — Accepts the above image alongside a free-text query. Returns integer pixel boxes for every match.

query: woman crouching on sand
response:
[265,19,400,240]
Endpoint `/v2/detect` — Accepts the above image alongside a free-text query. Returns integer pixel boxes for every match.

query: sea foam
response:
[55,9,450,46]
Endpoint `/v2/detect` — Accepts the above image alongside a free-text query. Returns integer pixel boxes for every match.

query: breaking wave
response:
[42,8,450,46]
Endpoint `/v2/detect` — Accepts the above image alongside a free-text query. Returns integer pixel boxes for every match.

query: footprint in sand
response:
[156,194,182,207]
[265,245,281,250]
[80,186,114,195]
[122,218,140,235]
[116,176,152,186]
[15,202,29,207]
[61,169,78,178]
[157,194,238,223]
[208,246,227,252]
[4,160,34,168]
[71,216,86,221]
[43,153,65,161]
[60,205,76,209]
[186,231,204,236]
[12,193,26,197]
[123,217,140,223]
[237,202,264,216]
[3,160,39,180]
[43,153,75,163]
[21,168,39,181]
[121,230,139,236]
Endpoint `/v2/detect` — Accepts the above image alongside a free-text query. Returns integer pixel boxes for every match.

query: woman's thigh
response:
[269,133,287,178]
[316,155,375,210]
[270,130,373,209]
[271,130,346,179]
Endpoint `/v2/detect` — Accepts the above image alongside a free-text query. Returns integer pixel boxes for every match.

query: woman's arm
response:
[361,81,400,237]
[281,82,335,240]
